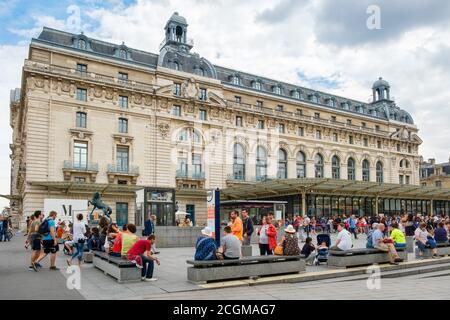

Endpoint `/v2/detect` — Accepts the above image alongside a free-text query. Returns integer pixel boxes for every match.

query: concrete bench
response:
[186,255,305,283]
[328,247,408,268]
[92,251,141,283]
[415,242,450,258]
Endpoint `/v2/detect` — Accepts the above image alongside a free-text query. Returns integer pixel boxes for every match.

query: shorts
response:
[43,240,59,254]
[31,238,42,251]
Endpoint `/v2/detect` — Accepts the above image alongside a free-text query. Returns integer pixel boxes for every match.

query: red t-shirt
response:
[127,239,151,256]
[112,233,122,254]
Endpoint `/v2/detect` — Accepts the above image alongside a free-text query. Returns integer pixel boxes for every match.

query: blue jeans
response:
[141,255,154,278]
[417,240,436,252]
[0,225,4,241]
[71,242,84,261]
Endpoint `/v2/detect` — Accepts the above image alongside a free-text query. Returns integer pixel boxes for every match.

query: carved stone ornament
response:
[158,123,170,139]
[181,78,199,99]
[105,90,114,100]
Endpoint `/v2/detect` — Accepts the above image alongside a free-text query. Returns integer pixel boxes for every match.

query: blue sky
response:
[0,0,449,210]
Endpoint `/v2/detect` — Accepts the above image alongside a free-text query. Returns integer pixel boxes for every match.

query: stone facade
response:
[9,13,422,228]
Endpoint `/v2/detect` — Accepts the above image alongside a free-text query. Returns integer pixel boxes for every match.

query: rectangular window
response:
[236,116,243,127]
[298,127,304,137]
[235,96,241,104]
[278,123,285,134]
[199,109,206,121]
[349,136,354,144]
[331,116,336,122]
[118,72,128,80]
[118,118,128,134]
[76,112,87,128]
[73,141,88,169]
[74,177,86,183]
[408,145,412,153]
[76,88,87,102]
[119,95,128,108]
[199,88,207,101]
[173,83,182,96]
[316,130,322,139]
[332,133,338,142]
[362,122,366,127]
[347,119,352,125]
[177,158,188,175]
[399,175,404,185]
[116,146,129,173]
[377,140,382,149]
[192,154,202,177]
[397,144,400,151]
[436,181,442,187]
[258,120,265,129]
[405,175,410,185]
[256,100,263,109]
[314,112,320,119]
[76,63,87,75]
[296,108,303,116]
[375,125,380,131]
[276,105,284,112]
[363,138,368,147]
[172,105,181,116]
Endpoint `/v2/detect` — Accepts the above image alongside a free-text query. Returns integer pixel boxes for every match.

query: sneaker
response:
[49,266,60,271]
[144,278,158,282]
[31,262,38,272]
[131,260,143,269]
[35,263,42,268]
[141,277,146,281]
[432,254,440,259]
[28,265,34,271]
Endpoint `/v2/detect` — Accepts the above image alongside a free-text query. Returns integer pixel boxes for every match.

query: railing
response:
[176,168,205,179]
[63,160,98,172]
[107,164,139,175]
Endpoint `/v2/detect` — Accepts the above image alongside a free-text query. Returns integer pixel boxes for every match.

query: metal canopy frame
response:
[29,181,141,195]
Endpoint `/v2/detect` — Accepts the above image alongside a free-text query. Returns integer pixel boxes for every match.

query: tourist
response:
[301,237,316,265]
[366,223,379,249]
[25,216,31,236]
[87,227,101,251]
[35,211,60,270]
[349,214,358,239]
[28,211,43,271]
[56,221,66,240]
[144,215,154,236]
[373,224,403,265]
[330,223,352,251]
[121,223,139,256]
[389,222,406,249]
[242,209,254,246]
[218,226,241,260]
[111,224,127,257]
[303,215,311,238]
[279,225,300,256]
[66,214,86,266]
[229,210,243,241]
[99,225,108,251]
[127,235,160,282]
[180,215,193,227]
[194,227,217,261]
[25,214,35,249]
[415,222,438,258]
[327,217,333,234]
[434,222,448,243]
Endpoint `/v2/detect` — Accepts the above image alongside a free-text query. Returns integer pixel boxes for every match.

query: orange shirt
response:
[231,217,243,241]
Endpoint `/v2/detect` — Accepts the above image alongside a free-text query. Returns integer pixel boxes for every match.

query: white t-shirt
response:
[72,221,86,241]
[337,229,352,250]
[414,228,428,243]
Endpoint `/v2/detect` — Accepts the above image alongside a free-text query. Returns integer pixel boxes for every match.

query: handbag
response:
[274,245,284,256]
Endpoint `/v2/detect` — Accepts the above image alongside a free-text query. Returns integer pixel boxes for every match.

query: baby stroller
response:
[314,234,331,265]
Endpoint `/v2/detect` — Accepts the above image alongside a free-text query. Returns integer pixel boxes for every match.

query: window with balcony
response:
[399,175,404,185]
[119,95,128,108]
[362,159,370,182]
[332,156,340,179]
[76,88,87,102]
[258,120,265,129]
[348,158,355,180]
[233,143,245,180]
[116,146,129,173]
[192,154,202,178]
[376,161,383,183]
[199,88,207,101]
[172,105,181,116]
[315,153,324,178]
[277,149,288,179]
[296,152,306,178]
[199,109,206,121]
[173,83,182,96]
[118,118,128,134]
[118,72,128,80]
[256,146,267,181]
[73,141,88,169]
[76,112,87,128]
[236,116,243,127]
[177,157,188,176]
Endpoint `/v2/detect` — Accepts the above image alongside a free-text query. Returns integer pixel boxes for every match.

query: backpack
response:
[38,218,50,236]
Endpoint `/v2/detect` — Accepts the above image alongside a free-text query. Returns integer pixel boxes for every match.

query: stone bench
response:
[92,251,141,283]
[328,247,408,268]
[415,242,450,258]
[186,255,305,283]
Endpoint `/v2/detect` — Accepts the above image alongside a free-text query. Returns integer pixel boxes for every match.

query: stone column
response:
[301,190,306,217]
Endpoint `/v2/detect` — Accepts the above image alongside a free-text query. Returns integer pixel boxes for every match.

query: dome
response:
[372,77,390,89]
[168,12,187,25]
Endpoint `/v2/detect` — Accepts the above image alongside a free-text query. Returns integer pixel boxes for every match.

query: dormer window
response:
[309,94,319,103]
[172,61,180,71]
[119,49,127,59]
[327,98,335,107]
[78,39,86,50]
[341,102,349,110]
[273,86,282,95]
[194,67,205,76]
[252,81,262,91]
[292,90,301,99]
[231,76,241,86]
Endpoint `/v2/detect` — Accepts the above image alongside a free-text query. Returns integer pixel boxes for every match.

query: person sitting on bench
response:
[194,227,217,261]
[218,226,241,260]
[390,222,406,249]
[373,224,403,265]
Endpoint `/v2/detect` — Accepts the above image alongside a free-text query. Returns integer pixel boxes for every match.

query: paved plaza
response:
[1,230,450,300]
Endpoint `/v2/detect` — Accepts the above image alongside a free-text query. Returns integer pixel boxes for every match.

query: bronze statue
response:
[89,192,112,222]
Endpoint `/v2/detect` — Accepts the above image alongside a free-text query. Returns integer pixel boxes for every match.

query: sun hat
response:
[284,224,296,234]
[201,226,213,237]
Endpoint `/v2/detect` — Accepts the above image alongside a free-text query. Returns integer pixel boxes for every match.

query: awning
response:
[28,181,142,195]
[220,178,450,201]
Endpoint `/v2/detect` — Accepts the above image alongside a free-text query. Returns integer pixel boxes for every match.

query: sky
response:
[1,0,449,209]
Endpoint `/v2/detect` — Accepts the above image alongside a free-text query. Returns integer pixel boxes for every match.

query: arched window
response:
[233,143,245,180]
[256,146,267,181]
[119,49,127,59]
[296,151,306,178]
[179,129,188,141]
[376,161,383,183]
[315,153,324,178]
[362,159,370,181]
[400,159,410,168]
[172,61,180,71]
[347,158,355,180]
[277,149,287,179]
[194,68,205,76]
[192,131,201,143]
[252,81,262,90]
[78,39,86,50]
[332,156,340,179]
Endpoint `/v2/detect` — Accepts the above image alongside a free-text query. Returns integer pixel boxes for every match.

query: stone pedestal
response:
[241,245,252,257]
[406,236,414,253]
